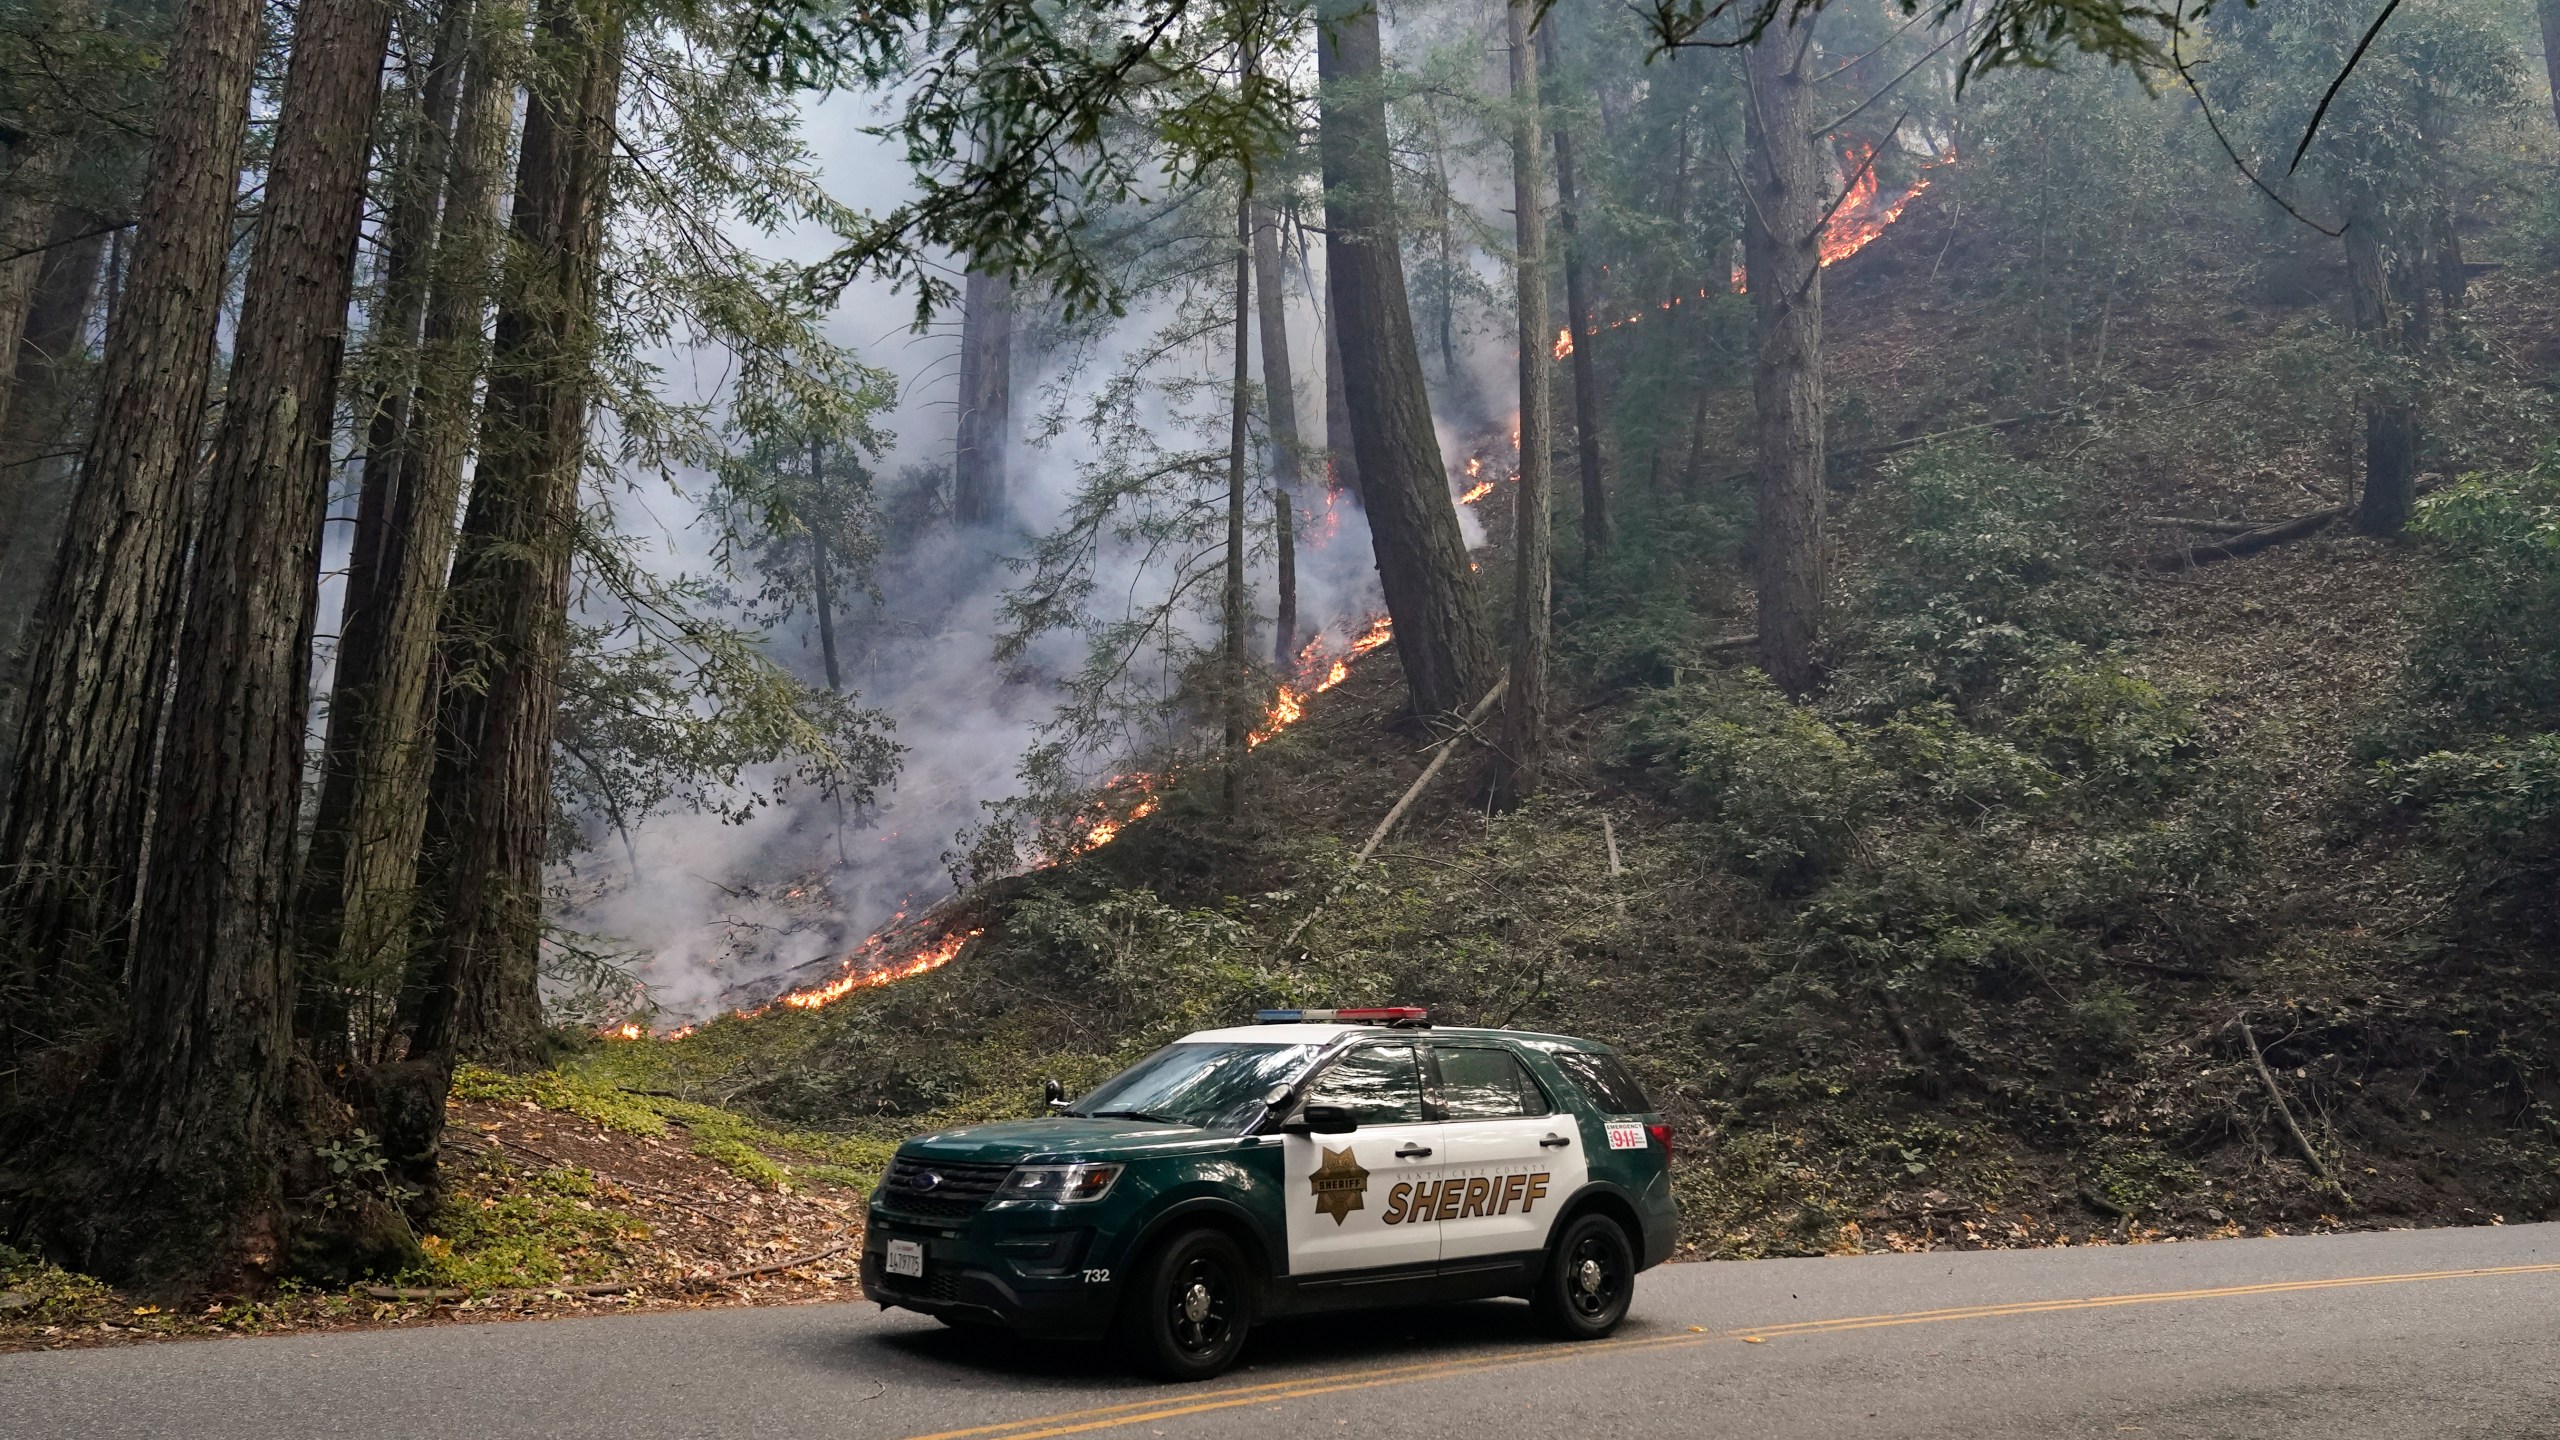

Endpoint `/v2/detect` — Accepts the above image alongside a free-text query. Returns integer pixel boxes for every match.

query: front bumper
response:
[862,1209,1121,1339]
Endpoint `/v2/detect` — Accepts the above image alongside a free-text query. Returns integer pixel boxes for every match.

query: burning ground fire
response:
[775,927,984,1010]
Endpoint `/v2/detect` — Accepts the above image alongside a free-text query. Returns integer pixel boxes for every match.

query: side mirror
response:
[1298,1103,1358,1135]
[1044,1078,1070,1113]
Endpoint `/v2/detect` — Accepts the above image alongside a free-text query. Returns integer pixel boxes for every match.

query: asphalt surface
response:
[7,1222,2558,1439]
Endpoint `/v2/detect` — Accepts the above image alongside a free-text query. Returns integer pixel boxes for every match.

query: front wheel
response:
[1531,1212,1635,1339]
[1120,1227,1254,1380]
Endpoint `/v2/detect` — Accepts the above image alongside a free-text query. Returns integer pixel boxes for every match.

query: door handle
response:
[1539,1133,1572,1148]
[1395,1145,1434,1159]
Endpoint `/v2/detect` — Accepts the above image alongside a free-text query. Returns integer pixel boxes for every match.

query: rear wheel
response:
[1531,1211,1635,1339]
[1120,1227,1253,1380]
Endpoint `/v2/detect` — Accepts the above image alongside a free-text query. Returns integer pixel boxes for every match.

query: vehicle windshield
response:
[1068,1041,1326,1133]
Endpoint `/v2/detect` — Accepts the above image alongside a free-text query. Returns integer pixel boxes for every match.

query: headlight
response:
[990,1161,1124,1207]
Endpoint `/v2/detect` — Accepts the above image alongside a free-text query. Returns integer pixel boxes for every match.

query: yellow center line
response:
[907,1260,2560,1440]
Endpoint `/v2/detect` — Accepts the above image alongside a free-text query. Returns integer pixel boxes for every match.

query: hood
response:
[900,1116,1220,1164]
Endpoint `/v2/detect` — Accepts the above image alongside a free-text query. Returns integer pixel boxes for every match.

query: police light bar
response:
[1253,1006,1430,1026]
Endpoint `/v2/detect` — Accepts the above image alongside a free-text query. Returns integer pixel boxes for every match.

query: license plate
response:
[885,1239,925,1278]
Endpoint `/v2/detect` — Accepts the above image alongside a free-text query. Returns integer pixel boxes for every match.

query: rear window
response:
[1550,1050,1651,1115]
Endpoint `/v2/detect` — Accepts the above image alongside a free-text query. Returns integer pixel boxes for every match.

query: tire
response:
[1531,1211,1635,1340]
[1119,1227,1254,1381]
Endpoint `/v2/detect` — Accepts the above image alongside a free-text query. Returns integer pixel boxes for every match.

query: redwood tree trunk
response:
[0,149,69,443]
[953,270,1012,527]
[413,0,623,1065]
[0,219,108,794]
[2344,213,2418,538]
[1251,199,1300,662]
[1537,22,1610,572]
[301,0,519,1054]
[1222,189,1253,813]
[1493,0,1551,808]
[1743,24,1827,696]
[0,0,263,972]
[1316,0,1493,718]
[50,0,393,1284]
[1322,275,1359,496]
[337,0,472,657]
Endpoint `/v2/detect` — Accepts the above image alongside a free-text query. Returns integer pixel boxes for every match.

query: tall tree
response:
[1222,189,1253,812]
[67,0,398,1282]
[412,0,625,1066]
[1315,0,1493,718]
[1493,0,1551,808]
[953,269,1012,526]
[1742,19,1826,696]
[2344,211,2420,538]
[1537,21,1609,571]
[1321,272,1359,494]
[0,0,263,972]
[1251,199,1300,662]
[811,438,845,691]
[300,0,521,1051]
[0,219,108,791]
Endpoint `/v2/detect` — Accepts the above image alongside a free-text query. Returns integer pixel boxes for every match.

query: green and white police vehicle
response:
[860,1007,1678,1379]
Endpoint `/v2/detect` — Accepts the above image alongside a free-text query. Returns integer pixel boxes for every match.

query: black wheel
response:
[1531,1212,1635,1339]
[1120,1228,1253,1381]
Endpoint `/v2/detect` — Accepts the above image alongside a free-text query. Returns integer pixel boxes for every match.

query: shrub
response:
[1621,675,1882,890]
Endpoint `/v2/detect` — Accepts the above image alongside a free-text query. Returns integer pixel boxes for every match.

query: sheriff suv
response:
[860,1008,1677,1379]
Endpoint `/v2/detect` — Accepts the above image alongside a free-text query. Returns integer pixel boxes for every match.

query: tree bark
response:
[0,149,70,444]
[300,0,520,1059]
[1223,190,1253,813]
[0,219,108,794]
[812,439,843,692]
[1493,0,1551,809]
[413,0,624,1066]
[1252,200,1300,664]
[2343,212,2418,538]
[339,0,472,654]
[48,0,394,1285]
[1321,271,1360,495]
[0,0,263,974]
[1742,23,1827,696]
[953,269,1012,527]
[1316,0,1493,719]
[1536,22,1610,572]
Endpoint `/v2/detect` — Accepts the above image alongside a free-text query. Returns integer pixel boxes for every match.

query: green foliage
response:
[1621,675,1881,889]
[407,1157,648,1292]
[1835,443,2114,720]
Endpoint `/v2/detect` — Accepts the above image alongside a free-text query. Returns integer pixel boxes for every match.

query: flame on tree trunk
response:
[413,0,625,1068]
[1743,21,1827,697]
[1493,0,1552,809]
[1252,199,1301,663]
[1316,0,1492,720]
[954,270,1012,527]
[0,0,261,981]
[1536,21,1610,572]
[302,0,521,1060]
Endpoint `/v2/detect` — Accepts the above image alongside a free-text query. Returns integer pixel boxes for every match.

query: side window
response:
[1305,1044,1425,1125]
[1550,1049,1651,1115]
[1431,1046,1551,1120]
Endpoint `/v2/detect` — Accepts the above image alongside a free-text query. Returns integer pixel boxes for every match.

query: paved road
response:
[7,1223,2558,1439]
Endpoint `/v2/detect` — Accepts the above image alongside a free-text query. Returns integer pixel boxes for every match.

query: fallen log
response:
[2139,515,2290,534]
[361,1281,634,1302]
[1280,679,1507,949]
[697,1240,853,1288]
[2139,505,2344,571]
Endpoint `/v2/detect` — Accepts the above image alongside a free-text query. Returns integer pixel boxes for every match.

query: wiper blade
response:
[1085,1109,1186,1125]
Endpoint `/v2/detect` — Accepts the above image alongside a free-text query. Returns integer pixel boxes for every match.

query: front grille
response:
[881,1155,1014,1218]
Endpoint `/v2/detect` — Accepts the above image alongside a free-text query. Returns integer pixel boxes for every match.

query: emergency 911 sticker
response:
[1605,1121,1646,1150]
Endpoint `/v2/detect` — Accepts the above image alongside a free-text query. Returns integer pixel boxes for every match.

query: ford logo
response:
[914,1170,943,1192]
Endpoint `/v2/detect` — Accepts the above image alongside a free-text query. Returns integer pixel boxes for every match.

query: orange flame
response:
[1458,481,1496,505]
[604,1022,645,1041]
[778,928,983,1010]
[1552,327,1574,360]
